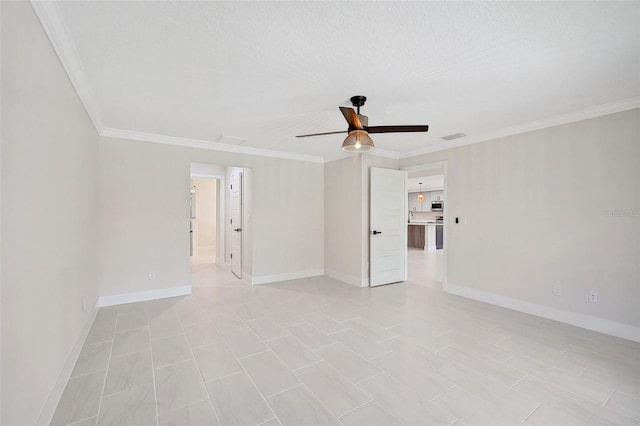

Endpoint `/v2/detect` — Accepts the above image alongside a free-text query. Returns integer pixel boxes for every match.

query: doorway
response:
[189,163,251,286]
[402,161,447,290]
[190,177,219,266]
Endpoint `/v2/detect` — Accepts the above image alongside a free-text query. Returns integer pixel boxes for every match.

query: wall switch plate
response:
[148,272,156,280]
[553,285,563,296]
[588,291,598,303]
[82,297,86,311]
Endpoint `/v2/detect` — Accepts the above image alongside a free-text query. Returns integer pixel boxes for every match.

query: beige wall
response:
[99,138,324,296]
[1,2,99,424]
[325,156,364,285]
[401,109,640,333]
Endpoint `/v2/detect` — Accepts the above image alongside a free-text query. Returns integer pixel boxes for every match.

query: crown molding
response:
[101,128,325,163]
[402,97,640,159]
[368,148,401,160]
[30,0,104,132]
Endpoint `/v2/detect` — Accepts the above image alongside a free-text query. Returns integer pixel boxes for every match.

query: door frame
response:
[401,160,448,289]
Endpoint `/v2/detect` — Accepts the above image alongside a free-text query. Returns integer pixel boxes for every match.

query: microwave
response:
[431,201,444,211]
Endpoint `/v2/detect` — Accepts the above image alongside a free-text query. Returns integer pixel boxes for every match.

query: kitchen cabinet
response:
[431,191,444,202]
[408,224,425,248]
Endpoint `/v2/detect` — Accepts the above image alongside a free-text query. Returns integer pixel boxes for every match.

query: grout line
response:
[287,366,349,423]
[292,359,324,372]
[263,383,304,400]
[310,341,340,351]
[434,343,454,354]
[430,384,457,402]
[182,323,222,426]
[433,360,455,374]
[578,364,590,376]
[354,371,385,385]
[93,311,117,424]
[602,389,615,406]
[366,350,393,362]
[521,402,543,423]
[429,384,456,402]
[326,327,352,336]
[378,335,400,344]
[147,327,161,426]
[335,398,374,419]
[65,414,98,426]
[236,349,272,361]
[230,345,279,421]
[256,417,279,426]
[203,369,246,385]
[510,374,528,389]
[503,353,516,363]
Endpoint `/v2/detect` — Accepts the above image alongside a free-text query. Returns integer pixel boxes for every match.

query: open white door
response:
[370,167,407,287]
[230,170,243,278]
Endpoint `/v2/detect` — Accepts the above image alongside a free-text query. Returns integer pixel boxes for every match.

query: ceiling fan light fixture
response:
[342,130,374,153]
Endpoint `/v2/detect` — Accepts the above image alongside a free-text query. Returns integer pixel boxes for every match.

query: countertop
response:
[408,222,443,226]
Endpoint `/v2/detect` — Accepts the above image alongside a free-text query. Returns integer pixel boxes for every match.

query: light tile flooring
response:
[52,248,640,425]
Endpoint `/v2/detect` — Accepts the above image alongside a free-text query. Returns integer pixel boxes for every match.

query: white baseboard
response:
[97,285,192,307]
[325,269,368,288]
[36,305,99,426]
[445,282,640,343]
[251,269,324,286]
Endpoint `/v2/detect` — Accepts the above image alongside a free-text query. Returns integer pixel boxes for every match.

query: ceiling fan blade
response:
[295,130,347,138]
[339,107,363,130]
[365,125,429,134]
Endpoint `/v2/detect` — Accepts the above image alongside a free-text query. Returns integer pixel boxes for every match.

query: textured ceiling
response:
[35,1,640,162]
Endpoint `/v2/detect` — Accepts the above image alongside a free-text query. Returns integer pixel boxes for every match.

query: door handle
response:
[371,230,382,235]
[234,228,242,232]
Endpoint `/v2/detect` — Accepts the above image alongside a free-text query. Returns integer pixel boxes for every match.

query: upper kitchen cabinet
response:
[431,191,444,202]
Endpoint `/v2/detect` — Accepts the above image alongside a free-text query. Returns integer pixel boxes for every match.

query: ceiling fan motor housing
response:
[350,95,367,114]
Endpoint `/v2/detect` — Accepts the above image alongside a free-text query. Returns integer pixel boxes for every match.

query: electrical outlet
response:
[588,291,598,303]
[148,272,156,280]
[553,285,563,296]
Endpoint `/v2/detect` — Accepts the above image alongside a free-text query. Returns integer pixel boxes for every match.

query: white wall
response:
[98,137,324,297]
[401,109,640,339]
[1,2,99,424]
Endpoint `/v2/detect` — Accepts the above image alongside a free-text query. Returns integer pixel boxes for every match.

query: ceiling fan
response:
[296,95,429,153]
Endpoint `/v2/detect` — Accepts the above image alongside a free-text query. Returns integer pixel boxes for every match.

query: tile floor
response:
[52,248,640,425]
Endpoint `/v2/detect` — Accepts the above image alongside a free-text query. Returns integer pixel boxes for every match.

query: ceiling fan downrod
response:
[350,95,367,115]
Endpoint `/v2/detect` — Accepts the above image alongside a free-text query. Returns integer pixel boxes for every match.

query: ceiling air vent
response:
[215,135,247,145]
[441,133,467,141]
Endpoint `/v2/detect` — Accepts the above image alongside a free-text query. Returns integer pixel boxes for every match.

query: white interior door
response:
[370,167,407,287]
[230,170,243,278]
